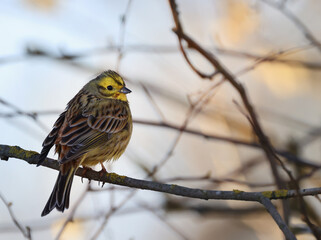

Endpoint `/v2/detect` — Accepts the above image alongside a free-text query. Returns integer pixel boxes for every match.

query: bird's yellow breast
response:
[81,127,132,166]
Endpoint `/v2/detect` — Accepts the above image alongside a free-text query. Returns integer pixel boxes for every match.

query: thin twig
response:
[138,202,190,240]
[260,197,297,240]
[55,183,90,240]
[140,82,166,121]
[167,0,304,237]
[0,193,32,240]
[90,189,137,240]
[161,174,274,188]
[149,77,223,176]
[116,0,133,71]
[2,43,321,70]
[261,0,321,54]
[0,106,317,168]
[0,98,49,132]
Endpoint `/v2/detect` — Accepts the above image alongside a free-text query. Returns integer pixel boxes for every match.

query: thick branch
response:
[0,144,320,202]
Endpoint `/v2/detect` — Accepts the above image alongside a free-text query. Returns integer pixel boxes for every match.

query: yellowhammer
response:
[37,70,132,216]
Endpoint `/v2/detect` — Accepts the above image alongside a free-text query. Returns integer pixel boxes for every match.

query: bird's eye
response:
[107,85,113,90]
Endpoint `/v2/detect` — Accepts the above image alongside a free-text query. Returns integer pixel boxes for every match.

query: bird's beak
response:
[119,86,131,94]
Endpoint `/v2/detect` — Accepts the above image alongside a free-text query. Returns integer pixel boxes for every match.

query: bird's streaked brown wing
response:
[37,111,66,166]
[58,101,129,164]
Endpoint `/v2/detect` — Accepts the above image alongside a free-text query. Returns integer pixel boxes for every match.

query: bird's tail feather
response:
[41,166,76,217]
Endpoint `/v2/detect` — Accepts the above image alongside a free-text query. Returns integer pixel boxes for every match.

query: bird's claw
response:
[81,166,91,183]
[98,163,107,187]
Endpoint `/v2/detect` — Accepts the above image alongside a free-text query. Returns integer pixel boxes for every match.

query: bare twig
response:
[138,202,190,240]
[167,0,318,237]
[55,183,90,240]
[135,119,319,168]
[261,0,321,53]
[213,45,321,71]
[0,107,318,168]
[161,174,274,188]
[149,78,223,176]
[0,193,32,240]
[168,0,285,192]
[165,200,266,216]
[116,0,133,71]
[90,190,137,240]
[260,197,296,240]
[0,98,49,132]
[2,42,321,68]
[140,82,166,121]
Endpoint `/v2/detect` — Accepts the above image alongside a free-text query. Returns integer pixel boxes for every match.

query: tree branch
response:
[133,119,320,169]
[3,144,321,239]
[260,197,296,240]
[0,144,320,201]
[0,145,321,239]
[167,1,321,238]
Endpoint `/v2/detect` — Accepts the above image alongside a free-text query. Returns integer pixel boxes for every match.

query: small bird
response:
[37,70,132,216]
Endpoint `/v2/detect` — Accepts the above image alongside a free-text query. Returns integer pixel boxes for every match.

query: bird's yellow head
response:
[87,70,131,102]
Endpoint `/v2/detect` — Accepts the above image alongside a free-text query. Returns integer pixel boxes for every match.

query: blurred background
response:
[0,0,320,239]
